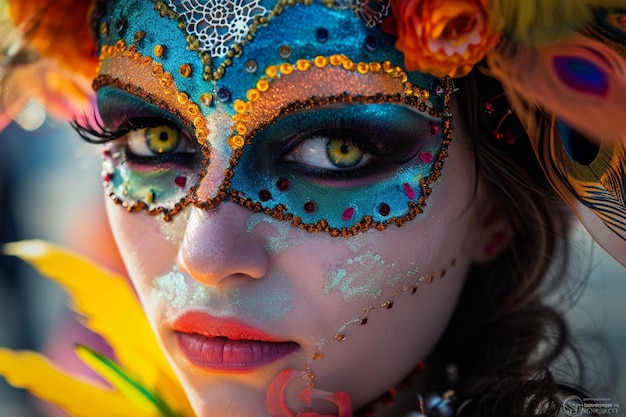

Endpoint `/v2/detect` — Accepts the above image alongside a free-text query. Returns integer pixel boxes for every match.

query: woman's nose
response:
[177,203,271,286]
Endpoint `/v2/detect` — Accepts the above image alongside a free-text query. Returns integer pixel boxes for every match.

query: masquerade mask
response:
[92,0,453,236]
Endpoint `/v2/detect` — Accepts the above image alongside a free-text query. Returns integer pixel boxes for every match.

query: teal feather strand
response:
[75,345,182,417]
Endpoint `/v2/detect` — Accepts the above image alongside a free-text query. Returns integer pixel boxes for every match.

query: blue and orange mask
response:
[90,0,453,237]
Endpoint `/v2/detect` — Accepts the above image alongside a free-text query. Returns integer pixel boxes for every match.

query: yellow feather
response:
[75,345,177,416]
[3,240,195,416]
[0,348,151,417]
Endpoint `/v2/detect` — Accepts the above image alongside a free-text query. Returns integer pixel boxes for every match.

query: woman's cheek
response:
[292,211,474,407]
[158,208,191,247]
[304,254,467,409]
[105,199,180,297]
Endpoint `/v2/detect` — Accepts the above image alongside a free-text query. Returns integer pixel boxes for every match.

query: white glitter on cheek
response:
[159,208,190,247]
[324,250,399,301]
[185,283,293,321]
[152,264,294,320]
[246,213,294,255]
[345,231,374,253]
[249,269,293,320]
[154,266,188,308]
[191,286,242,312]
[406,264,420,277]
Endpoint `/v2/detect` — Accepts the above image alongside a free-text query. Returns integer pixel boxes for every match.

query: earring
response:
[484,94,517,146]
[485,231,507,256]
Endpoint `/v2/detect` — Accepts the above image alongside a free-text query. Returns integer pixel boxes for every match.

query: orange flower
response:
[8,0,98,80]
[3,0,98,125]
[389,0,500,78]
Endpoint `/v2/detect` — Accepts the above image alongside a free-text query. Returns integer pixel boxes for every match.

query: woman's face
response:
[98,1,500,415]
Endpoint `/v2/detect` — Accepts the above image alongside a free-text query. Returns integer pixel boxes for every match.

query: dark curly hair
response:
[425,68,580,417]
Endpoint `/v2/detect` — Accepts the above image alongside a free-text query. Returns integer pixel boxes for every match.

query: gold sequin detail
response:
[329,54,344,66]
[265,65,278,78]
[187,104,199,116]
[236,124,247,135]
[193,116,205,129]
[296,59,311,71]
[141,55,153,67]
[245,89,260,102]
[342,59,355,71]
[115,39,126,52]
[314,56,328,68]
[195,128,208,142]
[154,44,164,57]
[179,63,192,77]
[279,62,293,75]
[200,93,213,106]
[228,135,245,148]
[369,62,382,73]
[151,63,164,76]
[133,31,146,43]
[256,79,270,92]
[177,92,189,104]
[233,99,247,113]
[160,73,174,90]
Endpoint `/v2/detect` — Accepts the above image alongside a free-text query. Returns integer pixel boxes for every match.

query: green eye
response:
[283,135,371,171]
[326,138,364,168]
[125,124,196,158]
[145,125,180,154]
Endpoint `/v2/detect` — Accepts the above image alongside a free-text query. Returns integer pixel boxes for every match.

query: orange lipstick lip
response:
[172,312,299,373]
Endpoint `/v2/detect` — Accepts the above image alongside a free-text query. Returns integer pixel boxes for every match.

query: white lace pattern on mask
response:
[165,0,270,58]
[330,0,389,27]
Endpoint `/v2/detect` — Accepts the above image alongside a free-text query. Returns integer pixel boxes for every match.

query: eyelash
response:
[72,115,198,168]
[112,148,196,167]
[71,116,149,144]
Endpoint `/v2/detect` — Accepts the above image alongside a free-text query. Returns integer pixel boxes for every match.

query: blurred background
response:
[0,104,624,416]
[0,103,124,416]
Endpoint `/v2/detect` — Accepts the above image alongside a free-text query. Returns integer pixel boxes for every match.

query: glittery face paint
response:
[324,250,398,301]
[158,208,190,246]
[246,213,294,256]
[94,0,453,235]
[153,265,294,321]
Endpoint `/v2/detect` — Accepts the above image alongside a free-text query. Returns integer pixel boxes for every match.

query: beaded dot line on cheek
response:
[304,257,458,390]
[93,0,455,237]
